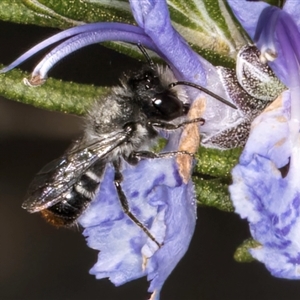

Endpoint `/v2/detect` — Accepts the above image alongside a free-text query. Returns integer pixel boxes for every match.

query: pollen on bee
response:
[40,210,71,227]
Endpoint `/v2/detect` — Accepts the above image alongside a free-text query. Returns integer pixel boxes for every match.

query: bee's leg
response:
[113,159,162,248]
[125,150,194,165]
[150,117,205,130]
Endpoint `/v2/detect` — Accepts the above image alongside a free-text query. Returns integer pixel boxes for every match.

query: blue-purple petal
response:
[79,157,196,298]
[230,91,300,278]
[129,0,206,86]
[238,91,291,168]
[0,23,151,74]
[229,1,300,280]
[31,28,159,81]
[227,0,269,40]
[146,180,196,295]
[283,0,300,32]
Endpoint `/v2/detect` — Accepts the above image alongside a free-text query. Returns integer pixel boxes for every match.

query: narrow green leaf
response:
[0,66,109,116]
[195,147,242,177]
[36,0,134,24]
[191,44,235,69]
[0,0,134,28]
[0,0,67,27]
[168,0,247,64]
[21,0,84,27]
[234,238,261,263]
[194,175,234,212]
[192,147,241,212]
[168,5,203,31]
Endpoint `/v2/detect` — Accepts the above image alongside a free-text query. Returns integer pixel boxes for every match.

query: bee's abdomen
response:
[41,161,105,227]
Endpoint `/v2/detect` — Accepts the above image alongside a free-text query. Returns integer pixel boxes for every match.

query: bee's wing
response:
[23,131,129,212]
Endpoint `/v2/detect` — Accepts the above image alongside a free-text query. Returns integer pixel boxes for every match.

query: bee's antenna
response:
[136,43,236,109]
[169,81,237,109]
[137,43,155,68]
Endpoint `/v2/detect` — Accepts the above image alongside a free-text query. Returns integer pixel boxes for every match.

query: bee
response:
[22,46,235,246]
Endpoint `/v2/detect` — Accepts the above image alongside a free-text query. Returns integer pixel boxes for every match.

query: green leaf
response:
[35,0,134,24]
[194,175,234,212]
[0,0,66,27]
[0,65,108,116]
[168,0,247,66]
[195,147,242,177]
[234,238,261,263]
[0,0,134,28]
[193,147,242,212]
[21,0,85,27]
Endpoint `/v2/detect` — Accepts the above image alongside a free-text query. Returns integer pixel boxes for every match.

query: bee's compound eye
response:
[152,91,187,120]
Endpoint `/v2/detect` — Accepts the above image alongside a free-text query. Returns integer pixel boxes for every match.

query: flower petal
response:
[230,4,300,279]
[227,0,269,40]
[230,91,300,278]
[283,0,300,32]
[30,29,158,82]
[0,23,149,74]
[130,0,206,85]
[79,157,196,299]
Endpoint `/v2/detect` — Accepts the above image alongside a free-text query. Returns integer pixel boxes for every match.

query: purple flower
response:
[229,1,300,279]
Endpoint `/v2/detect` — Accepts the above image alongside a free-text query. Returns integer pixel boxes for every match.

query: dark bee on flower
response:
[22,48,235,246]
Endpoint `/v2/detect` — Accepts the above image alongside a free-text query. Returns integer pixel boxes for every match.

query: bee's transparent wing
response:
[23,131,129,212]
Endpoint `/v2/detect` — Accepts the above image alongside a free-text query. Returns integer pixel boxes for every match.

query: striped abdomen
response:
[41,160,106,227]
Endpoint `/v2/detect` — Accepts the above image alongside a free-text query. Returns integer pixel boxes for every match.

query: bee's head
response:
[127,66,190,121]
[126,44,236,123]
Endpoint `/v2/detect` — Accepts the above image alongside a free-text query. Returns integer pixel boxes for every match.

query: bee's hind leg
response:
[112,159,163,248]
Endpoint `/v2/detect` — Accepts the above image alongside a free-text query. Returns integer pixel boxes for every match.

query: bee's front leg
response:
[149,117,204,130]
[125,150,194,165]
